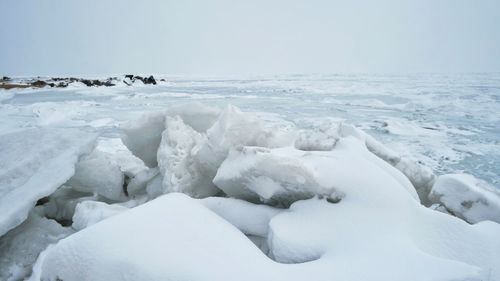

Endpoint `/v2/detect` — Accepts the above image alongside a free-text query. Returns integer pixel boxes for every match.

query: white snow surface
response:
[0,128,96,236]
[38,192,500,281]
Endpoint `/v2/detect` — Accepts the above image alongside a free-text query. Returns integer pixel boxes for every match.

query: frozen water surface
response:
[2,74,498,187]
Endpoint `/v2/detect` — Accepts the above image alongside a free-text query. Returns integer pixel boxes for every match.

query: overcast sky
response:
[1,0,499,76]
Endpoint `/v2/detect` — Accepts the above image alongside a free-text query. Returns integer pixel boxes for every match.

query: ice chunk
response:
[429,174,500,223]
[66,150,126,201]
[167,102,221,133]
[0,208,73,281]
[214,146,342,206]
[125,167,159,196]
[72,201,128,231]
[157,116,219,197]
[294,121,340,151]
[194,106,291,186]
[145,173,164,199]
[120,103,221,167]
[41,186,98,223]
[121,111,165,167]
[0,128,97,236]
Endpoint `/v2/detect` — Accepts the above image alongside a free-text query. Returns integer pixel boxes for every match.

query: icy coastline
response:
[0,75,499,281]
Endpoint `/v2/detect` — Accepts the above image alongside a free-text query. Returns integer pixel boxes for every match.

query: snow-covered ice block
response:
[294,120,340,151]
[429,174,500,223]
[0,208,73,281]
[194,106,291,186]
[66,150,126,201]
[214,146,342,206]
[167,102,221,133]
[157,116,219,197]
[121,111,165,167]
[120,103,221,167]
[0,128,97,236]
[72,201,128,231]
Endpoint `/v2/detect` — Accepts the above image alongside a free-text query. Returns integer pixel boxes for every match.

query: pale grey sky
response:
[1,0,499,76]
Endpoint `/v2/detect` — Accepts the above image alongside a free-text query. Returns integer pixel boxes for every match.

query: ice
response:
[72,201,128,231]
[194,105,292,188]
[120,103,221,168]
[1,74,500,281]
[429,174,500,224]
[214,146,343,206]
[121,111,165,168]
[41,186,98,224]
[0,207,73,281]
[0,128,97,236]
[66,149,127,201]
[157,116,219,197]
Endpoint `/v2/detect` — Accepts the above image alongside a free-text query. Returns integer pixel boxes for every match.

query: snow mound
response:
[38,192,500,281]
[341,123,435,203]
[429,174,500,224]
[0,128,97,236]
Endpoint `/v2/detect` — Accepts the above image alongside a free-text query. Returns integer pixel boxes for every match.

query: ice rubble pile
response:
[1,104,500,281]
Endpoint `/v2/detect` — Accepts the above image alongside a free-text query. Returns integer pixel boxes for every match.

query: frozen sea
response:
[1,73,499,187]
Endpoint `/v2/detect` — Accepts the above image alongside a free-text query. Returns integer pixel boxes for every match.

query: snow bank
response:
[0,128,97,236]
[429,174,500,223]
[38,192,500,281]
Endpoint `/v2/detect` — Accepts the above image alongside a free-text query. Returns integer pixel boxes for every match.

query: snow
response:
[429,174,500,224]
[0,128,97,236]
[37,192,500,281]
[1,74,499,281]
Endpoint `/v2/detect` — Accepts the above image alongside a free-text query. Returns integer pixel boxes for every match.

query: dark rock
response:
[125,74,134,80]
[80,79,93,87]
[31,80,47,87]
[144,75,157,85]
[57,82,68,88]
[1,76,11,81]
